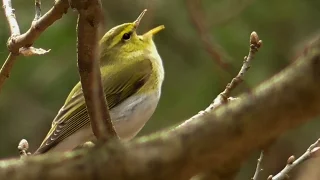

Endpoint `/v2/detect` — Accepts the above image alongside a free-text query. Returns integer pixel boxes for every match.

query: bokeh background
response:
[1,0,320,179]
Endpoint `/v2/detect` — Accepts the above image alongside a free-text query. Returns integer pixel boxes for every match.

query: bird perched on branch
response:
[35,9,165,154]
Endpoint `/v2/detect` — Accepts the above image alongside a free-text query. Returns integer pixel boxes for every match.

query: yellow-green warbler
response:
[35,9,165,154]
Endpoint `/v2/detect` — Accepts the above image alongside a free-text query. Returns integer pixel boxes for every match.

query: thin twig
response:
[0,53,17,90]
[252,151,264,180]
[220,31,262,102]
[186,0,234,74]
[269,138,320,180]
[181,32,262,180]
[34,0,41,21]
[179,32,262,129]
[71,0,118,141]
[200,31,262,112]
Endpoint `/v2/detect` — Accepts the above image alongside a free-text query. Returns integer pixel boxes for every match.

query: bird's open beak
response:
[134,9,147,28]
[143,25,165,37]
[134,9,165,37]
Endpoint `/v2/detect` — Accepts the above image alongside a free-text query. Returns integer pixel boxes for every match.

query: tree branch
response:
[6,0,69,52]
[1,34,320,180]
[71,0,117,141]
[0,0,69,92]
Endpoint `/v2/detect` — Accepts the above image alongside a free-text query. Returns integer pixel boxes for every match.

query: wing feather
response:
[35,59,152,154]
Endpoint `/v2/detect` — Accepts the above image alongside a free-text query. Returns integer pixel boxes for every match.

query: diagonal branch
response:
[70,0,118,141]
[269,138,320,180]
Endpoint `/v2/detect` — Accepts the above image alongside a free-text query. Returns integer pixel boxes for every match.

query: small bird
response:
[34,9,165,154]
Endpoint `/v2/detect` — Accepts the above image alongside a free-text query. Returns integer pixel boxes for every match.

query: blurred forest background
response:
[1,0,320,179]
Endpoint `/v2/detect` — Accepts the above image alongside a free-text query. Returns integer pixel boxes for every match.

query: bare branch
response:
[197,31,262,113]
[252,151,264,180]
[220,31,262,103]
[0,0,69,92]
[6,0,69,52]
[71,0,118,140]
[269,138,320,180]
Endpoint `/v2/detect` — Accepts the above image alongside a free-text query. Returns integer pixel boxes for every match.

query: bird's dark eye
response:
[122,33,131,40]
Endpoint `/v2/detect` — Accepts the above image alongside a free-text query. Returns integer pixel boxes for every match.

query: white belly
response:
[111,91,160,140]
[49,91,160,152]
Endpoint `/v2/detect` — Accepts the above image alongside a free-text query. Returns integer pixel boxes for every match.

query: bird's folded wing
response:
[35,59,152,154]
